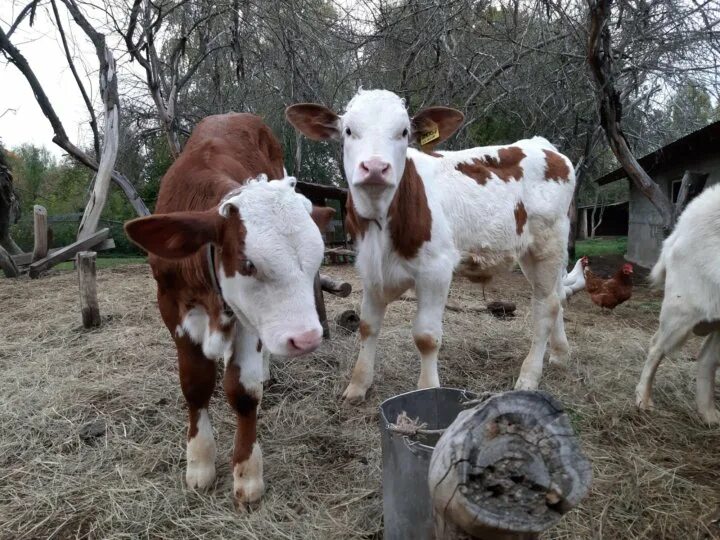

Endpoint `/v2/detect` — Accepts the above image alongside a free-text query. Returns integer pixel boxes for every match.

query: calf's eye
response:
[345,127,352,136]
[242,259,256,276]
[402,128,408,137]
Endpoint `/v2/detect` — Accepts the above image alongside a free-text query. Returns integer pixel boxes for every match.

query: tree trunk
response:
[567,196,577,259]
[76,37,120,240]
[587,0,675,231]
[0,152,22,255]
[294,131,303,178]
[675,170,707,219]
[428,391,592,539]
[0,245,19,278]
[579,208,588,240]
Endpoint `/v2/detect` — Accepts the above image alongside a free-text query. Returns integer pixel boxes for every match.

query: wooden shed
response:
[295,180,350,252]
[595,121,720,268]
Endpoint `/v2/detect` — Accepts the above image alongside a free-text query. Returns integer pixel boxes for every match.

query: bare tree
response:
[0,14,149,221]
[586,0,676,230]
[119,0,232,158]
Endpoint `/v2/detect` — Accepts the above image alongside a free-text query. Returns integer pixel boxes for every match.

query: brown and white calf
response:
[287,89,575,402]
[125,113,334,505]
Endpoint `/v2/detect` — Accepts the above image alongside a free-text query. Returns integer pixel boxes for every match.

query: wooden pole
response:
[76,251,101,328]
[428,391,592,539]
[314,273,329,339]
[32,205,48,262]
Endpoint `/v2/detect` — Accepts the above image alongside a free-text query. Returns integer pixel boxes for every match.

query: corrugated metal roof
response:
[595,120,720,185]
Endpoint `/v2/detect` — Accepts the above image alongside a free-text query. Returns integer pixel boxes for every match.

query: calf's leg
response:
[342,289,387,403]
[177,338,217,490]
[696,332,720,424]
[515,252,563,390]
[548,275,570,365]
[225,324,264,507]
[635,306,693,410]
[413,273,452,389]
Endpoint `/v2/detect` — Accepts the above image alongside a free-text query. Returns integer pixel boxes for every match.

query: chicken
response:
[561,256,589,301]
[583,262,634,310]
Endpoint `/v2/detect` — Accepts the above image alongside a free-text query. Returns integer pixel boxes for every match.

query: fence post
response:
[77,251,101,328]
[32,205,48,262]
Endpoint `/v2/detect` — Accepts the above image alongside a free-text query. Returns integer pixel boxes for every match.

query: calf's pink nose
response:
[287,329,322,355]
[359,158,390,183]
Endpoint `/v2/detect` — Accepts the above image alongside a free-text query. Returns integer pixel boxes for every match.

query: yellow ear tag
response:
[420,124,440,147]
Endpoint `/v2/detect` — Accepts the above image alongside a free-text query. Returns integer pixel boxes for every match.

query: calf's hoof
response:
[549,351,569,366]
[186,461,216,490]
[233,443,264,509]
[635,386,654,410]
[514,377,539,391]
[342,382,368,404]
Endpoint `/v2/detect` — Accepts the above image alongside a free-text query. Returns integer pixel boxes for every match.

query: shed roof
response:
[595,120,720,185]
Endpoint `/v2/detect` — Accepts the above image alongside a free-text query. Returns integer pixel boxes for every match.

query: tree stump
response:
[77,251,101,328]
[32,205,48,262]
[428,391,591,540]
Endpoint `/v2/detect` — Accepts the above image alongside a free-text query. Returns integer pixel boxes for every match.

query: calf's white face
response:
[218,178,325,356]
[125,176,333,358]
[286,89,464,219]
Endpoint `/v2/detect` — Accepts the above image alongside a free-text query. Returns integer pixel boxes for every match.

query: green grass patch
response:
[55,256,147,271]
[575,236,627,258]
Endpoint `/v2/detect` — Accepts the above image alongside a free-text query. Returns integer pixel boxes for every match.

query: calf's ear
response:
[286,104,341,141]
[125,210,223,259]
[411,106,465,148]
[310,206,336,233]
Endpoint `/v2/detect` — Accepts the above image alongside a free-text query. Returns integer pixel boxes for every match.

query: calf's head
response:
[125,176,335,357]
[286,89,463,219]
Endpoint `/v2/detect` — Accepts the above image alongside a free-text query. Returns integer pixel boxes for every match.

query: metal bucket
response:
[379,387,477,540]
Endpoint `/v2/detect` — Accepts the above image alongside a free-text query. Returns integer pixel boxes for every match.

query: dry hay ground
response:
[1,262,719,539]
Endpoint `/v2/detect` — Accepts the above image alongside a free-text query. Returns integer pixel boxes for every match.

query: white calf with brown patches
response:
[287,89,575,401]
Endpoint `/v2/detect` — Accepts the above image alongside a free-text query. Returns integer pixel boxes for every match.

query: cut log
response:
[429,391,592,539]
[29,228,109,278]
[314,272,329,339]
[32,205,48,262]
[0,244,19,278]
[319,274,352,297]
[336,309,360,333]
[13,238,115,267]
[76,251,101,328]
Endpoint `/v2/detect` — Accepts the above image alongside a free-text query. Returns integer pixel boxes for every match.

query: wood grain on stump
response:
[428,391,591,539]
